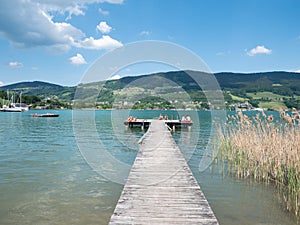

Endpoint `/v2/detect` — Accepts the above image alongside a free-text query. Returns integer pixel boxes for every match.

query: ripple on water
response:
[0,110,299,225]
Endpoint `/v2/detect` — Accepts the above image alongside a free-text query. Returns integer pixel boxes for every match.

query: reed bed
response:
[218,109,300,216]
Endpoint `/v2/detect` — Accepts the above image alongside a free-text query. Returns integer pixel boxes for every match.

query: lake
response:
[0,110,298,225]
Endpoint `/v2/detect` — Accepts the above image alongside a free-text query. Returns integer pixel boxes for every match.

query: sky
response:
[0,0,300,86]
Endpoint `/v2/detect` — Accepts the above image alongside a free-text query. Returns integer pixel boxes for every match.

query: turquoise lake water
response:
[0,110,298,225]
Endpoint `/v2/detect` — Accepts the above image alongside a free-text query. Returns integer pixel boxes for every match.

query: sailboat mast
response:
[7,90,9,107]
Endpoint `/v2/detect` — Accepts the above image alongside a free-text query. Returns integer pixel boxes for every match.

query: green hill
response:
[2,71,300,110]
[0,81,75,102]
[101,70,300,94]
[1,81,63,89]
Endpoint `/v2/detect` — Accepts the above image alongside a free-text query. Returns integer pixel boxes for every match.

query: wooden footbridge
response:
[109,120,218,224]
[124,119,193,130]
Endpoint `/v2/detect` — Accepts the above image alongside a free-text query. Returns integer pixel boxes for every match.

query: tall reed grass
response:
[218,109,300,216]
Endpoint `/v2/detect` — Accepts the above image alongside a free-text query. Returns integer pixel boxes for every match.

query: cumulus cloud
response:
[0,0,122,51]
[8,61,23,68]
[69,53,87,65]
[107,74,121,80]
[37,0,123,19]
[75,35,122,50]
[295,70,300,73]
[0,1,84,49]
[97,21,112,34]
[247,45,272,56]
[0,81,4,86]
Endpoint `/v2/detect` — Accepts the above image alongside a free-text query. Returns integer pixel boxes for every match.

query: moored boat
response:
[32,113,59,118]
[0,91,29,112]
[0,107,22,112]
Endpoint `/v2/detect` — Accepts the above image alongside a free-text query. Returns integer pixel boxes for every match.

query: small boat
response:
[32,113,59,118]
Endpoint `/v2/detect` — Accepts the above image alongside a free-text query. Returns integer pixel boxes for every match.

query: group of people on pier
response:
[126,116,137,122]
[126,114,192,123]
[158,114,168,120]
[181,115,192,122]
[158,114,192,122]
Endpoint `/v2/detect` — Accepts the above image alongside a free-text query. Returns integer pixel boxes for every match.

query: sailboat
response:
[0,91,29,112]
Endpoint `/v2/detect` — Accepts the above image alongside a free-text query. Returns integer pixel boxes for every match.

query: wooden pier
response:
[109,120,218,224]
[124,119,193,130]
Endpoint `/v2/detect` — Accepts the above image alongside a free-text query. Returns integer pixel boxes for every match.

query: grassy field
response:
[229,93,247,102]
[258,101,286,111]
[247,91,285,100]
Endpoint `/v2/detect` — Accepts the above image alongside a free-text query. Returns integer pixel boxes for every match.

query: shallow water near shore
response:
[0,110,298,225]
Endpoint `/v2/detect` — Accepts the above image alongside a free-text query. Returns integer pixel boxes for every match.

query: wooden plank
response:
[109,120,218,224]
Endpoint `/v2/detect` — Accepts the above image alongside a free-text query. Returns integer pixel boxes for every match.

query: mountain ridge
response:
[1,71,299,89]
[1,71,300,110]
[0,81,65,89]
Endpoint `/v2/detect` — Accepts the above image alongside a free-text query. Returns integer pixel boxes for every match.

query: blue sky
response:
[0,0,299,86]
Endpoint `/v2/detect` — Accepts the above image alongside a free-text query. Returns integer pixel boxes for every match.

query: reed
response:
[218,109,300,216]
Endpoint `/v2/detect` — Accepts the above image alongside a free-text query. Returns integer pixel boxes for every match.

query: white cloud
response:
[69,53,87,65]
[104,0,123,3]
[0,81,4,86]
[247,45,272,56]
[97,21,112,34]
[75,35,122,50]
[8,61,23,68]
[107,74,121,80]
[0,1,84,49]
[140,30,150,36]
[99,8,109,16]
[37,0,123,19]
[294,70,300,73]
[0,0,122,52]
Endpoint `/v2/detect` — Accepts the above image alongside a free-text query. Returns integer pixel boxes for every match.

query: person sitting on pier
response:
[159,114,163,120]
[127,116,137,122]
[185,115,192,122]
[164,114,168,120]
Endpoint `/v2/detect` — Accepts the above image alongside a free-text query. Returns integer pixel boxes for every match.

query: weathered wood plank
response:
[109,120,218,224]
